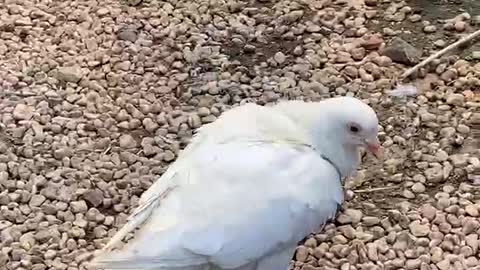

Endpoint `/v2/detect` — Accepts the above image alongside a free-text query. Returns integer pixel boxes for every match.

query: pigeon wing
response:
[91,140,343,269]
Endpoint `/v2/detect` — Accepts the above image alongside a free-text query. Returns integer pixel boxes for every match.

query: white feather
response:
[389,84,417,97]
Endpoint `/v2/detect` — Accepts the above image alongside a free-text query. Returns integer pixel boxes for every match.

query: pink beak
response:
[365,137,382,158]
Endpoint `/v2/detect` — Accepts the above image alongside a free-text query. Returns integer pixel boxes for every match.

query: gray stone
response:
[382,37,422,65]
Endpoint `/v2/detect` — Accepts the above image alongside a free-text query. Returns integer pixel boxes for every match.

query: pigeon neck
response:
[315,142,359,178]
[319,153,342,180]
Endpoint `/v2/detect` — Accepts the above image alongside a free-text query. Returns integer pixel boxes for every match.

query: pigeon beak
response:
[365,137,382,158]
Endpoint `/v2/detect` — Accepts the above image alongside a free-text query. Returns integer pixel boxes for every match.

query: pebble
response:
[423,25,437,33]
[411,183,426,193]
[434,39,447,48]
[13,104,34,120]
[296,246,309,262]
[465,205,479,217]
[344,209,363,224]
[83,189,103,207]
[29,195,46,207]
[71,201,88,213]
[56,66,84,83]
[446,93,465,106]
[409,220,430,236]
[362,216,380,226]
[119,134,137,148]
[273,52,286,64]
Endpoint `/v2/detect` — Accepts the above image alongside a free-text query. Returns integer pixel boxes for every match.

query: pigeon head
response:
[274,96,381,177]
[323,96,381,158]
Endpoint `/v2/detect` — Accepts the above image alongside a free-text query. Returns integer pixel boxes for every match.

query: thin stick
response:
[400,28,480,80]
[354,185,399,193]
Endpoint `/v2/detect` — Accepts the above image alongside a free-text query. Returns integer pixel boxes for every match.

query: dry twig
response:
[400,28,480,80]
[353,185,399,194]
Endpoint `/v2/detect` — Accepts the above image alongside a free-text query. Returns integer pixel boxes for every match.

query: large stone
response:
[382,37,421,65]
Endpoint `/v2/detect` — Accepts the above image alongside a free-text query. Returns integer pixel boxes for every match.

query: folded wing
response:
[92,139,343,270]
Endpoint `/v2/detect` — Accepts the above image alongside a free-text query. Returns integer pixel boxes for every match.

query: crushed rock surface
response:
[0,0,479,269]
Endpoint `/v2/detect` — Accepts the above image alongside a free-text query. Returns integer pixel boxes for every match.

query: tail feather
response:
[89,249,208,270]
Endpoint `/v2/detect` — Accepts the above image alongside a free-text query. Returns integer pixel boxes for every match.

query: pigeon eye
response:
[348,124,361,133]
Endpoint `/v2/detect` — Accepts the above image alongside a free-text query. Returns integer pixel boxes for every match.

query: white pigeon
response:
[90,96,381,270]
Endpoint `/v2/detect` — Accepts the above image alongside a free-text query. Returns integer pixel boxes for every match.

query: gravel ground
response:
[0,0,479,269]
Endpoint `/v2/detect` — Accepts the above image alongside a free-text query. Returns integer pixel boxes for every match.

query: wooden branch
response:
[353,185,399,193]
[400,28,480,81]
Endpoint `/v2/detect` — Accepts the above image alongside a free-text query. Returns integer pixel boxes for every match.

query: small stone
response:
[406,258,422,270]
[411,183,426,193]
[437,197,451,209]
[361,34,384,50]
[70,200,88,213]
[304,238,317,248]
[457,124,470,134]
[441,69,458,82]
[463,219,479,234]
[336,214,352,224]
[454,21,466,32]
[351,47,366,60]
[295,246,309,262]
[420,204,437,221]
[114,61,131,71]
[332,235,348,244]
[446,93,464,106]
[57,66,84,83]
[409,220,430,236]
[29,195,46,207]
[409,14,422,22]
[97,8,110,16]
[54,147,74,159]
[163,150,176,162]
[83,189,103,207]
[117,28,138,42]
[13,104,34,120]
[423,25,437,33]
[472,51,480,60]
[293,46,303,56]
[143,118,159,132]
[15,17,33,26]
[344,209,363,224]
[434,39,447,48]
[435,150,449,162]
[362,216,380,226]
[450,154,468,167]
[119,134,137,148]
[437,259,450,270]
[403,189,415,199]
[273,52,286,64]
[425,167,444,183]
[442,187,454,195]
[244,44,256,53]
[465,205,479,217]
[44,250,57,260]
[306,24,321,33]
